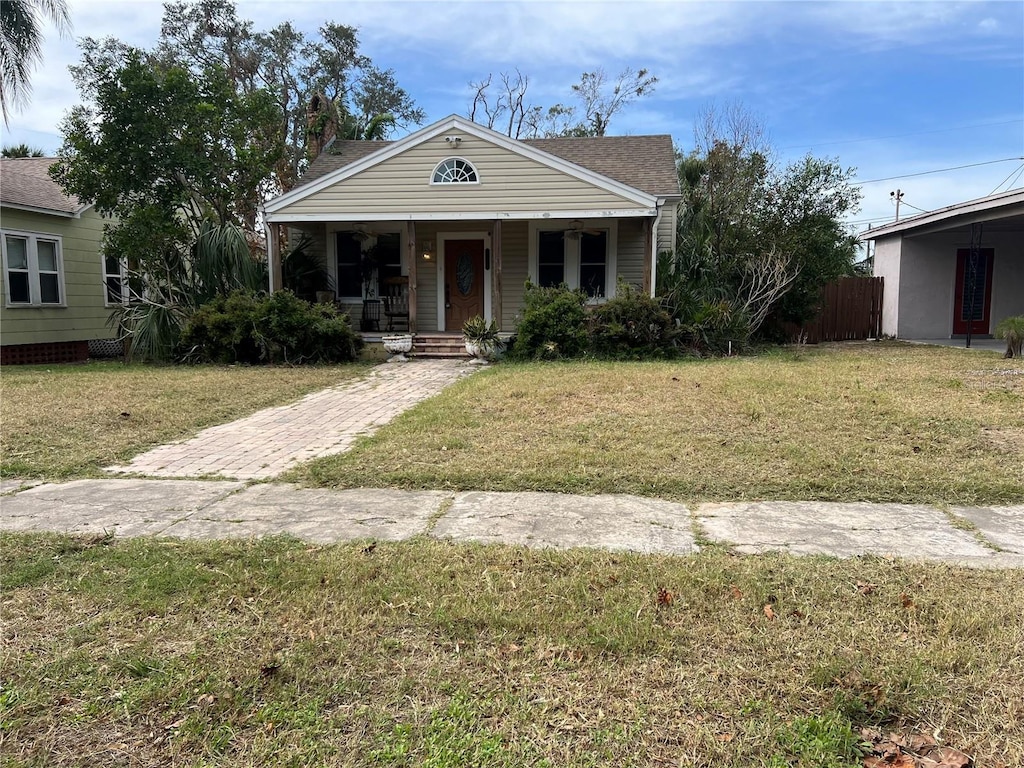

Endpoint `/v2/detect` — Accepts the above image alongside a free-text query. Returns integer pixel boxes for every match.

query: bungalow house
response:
[262,115,680,344]
[1,157,122,364]
[861,189,1023,340]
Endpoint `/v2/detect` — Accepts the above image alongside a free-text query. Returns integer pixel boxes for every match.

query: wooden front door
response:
[952,248,994,335]
[444,239,485,330]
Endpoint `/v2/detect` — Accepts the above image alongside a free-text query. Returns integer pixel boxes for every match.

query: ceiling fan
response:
[563,220,602,240]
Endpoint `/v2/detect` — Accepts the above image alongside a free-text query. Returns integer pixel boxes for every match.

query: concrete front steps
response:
[412,333,469,359]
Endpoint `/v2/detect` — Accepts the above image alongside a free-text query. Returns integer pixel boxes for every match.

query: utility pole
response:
[890,189,904,221]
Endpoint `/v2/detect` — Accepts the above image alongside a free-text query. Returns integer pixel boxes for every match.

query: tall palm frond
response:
[0,0,71,124]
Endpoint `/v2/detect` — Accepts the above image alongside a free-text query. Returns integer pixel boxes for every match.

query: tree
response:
[661,103,861,345]
[0,0,70,124]
[52,51,282,360]
[467,67,657,138]
[154,0,424,191]
[2,143,45,157]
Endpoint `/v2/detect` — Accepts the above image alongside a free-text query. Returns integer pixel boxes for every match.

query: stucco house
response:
[861,189,1023,340]
[262,115,680,342]
[1,157,122,364]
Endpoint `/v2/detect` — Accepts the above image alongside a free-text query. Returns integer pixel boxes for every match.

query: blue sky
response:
[3,0,1022,231]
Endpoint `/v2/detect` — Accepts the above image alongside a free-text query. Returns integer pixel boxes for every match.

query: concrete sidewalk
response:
[2,479,1021,568]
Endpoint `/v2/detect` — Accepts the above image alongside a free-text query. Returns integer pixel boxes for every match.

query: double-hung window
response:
[336,231,363,299]
[103,255,127,305]
[530,223,614,299]
[3,230,64,307]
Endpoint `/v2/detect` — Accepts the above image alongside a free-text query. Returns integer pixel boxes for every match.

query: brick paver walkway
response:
[106,360,473,480]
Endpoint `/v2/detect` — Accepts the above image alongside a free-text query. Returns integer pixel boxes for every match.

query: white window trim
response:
[102,255,129,307]
[527,220,618,301]
[2,229,67,308]
[326,224,406,303]
[430,157,481,186]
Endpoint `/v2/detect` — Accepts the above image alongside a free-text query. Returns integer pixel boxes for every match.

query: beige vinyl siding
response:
[274,135,648,218]
[615,218,647,289]
[499,221,528,330]
[0,207,113,345]
[657,204,677,254]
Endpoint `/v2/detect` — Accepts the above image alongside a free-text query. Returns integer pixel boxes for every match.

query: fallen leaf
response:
[762,604,776,620]
[857,581,877,596]
[729,584,742,600]
[656,587,674,607]
[900,593,916,610]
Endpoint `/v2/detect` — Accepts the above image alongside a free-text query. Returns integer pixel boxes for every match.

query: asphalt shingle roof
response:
[296,134,680,198]
[0,157,85,215]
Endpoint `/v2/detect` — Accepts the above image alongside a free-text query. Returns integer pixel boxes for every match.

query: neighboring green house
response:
[1,157,121,364]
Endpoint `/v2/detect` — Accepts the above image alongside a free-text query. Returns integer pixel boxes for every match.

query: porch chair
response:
[382,276,410,332]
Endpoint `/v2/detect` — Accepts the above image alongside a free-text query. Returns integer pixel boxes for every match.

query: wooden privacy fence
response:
[791,276,884,343]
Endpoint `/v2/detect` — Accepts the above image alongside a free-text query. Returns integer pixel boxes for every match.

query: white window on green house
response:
[103,254,127,305]
[2,231,64,306]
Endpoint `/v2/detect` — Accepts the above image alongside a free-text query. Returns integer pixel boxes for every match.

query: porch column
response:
[406,220,418,332]
[266,221,282,294]
[492,219,503,327]
[643,217,654,295]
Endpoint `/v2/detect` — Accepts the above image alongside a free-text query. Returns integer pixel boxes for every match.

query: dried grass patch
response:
[2,534,1022,767]
[292,343,1024,505]
[0,361,370,479]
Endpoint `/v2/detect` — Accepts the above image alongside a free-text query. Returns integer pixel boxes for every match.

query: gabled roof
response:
[0,157,90,217]
[270,114,679,215]
[859,188,1024,240]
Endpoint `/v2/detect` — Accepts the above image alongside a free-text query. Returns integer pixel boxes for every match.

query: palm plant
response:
[994,315,1024,359]
[110,220,265,362]
[0,0,71,124]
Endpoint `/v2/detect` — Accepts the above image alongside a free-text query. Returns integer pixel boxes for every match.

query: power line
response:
[990,162,1024,195]
[855,157,1024,185]
[780,119,1024,151]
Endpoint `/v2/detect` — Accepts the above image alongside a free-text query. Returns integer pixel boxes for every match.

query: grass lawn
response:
[291,343,1024,505]
[2,533,1022,767]
[0,361,369,479]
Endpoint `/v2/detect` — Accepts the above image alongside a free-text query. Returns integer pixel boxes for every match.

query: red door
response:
[952,248,994,335]
[444,239,485,330]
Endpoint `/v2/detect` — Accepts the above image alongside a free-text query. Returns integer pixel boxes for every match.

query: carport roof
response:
[859,188,1024,240]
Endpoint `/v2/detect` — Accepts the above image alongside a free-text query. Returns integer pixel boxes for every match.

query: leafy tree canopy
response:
[663,103,862,338]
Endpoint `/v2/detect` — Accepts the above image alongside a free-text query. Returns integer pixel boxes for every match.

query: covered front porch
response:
[266,213,664,335]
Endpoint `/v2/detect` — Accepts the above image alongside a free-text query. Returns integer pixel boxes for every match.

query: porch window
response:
[336,231,362,298]
[579,231,607,298]
[537,231,565,287]
[375,233,402,284]
[532,225,612,298]
[432,157,478,184]
[3,230,64,306]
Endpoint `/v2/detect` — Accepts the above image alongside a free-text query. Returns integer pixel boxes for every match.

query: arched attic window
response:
[431,157,479,184]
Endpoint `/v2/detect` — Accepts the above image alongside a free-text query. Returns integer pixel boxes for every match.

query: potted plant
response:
[462,315,502,363]
[995,315,1024,359]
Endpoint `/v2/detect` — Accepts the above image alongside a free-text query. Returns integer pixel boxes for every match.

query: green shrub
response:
[587,283,680,359]
[509,282,589,360]
[180,290,362,364]
[680,299,751,355]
